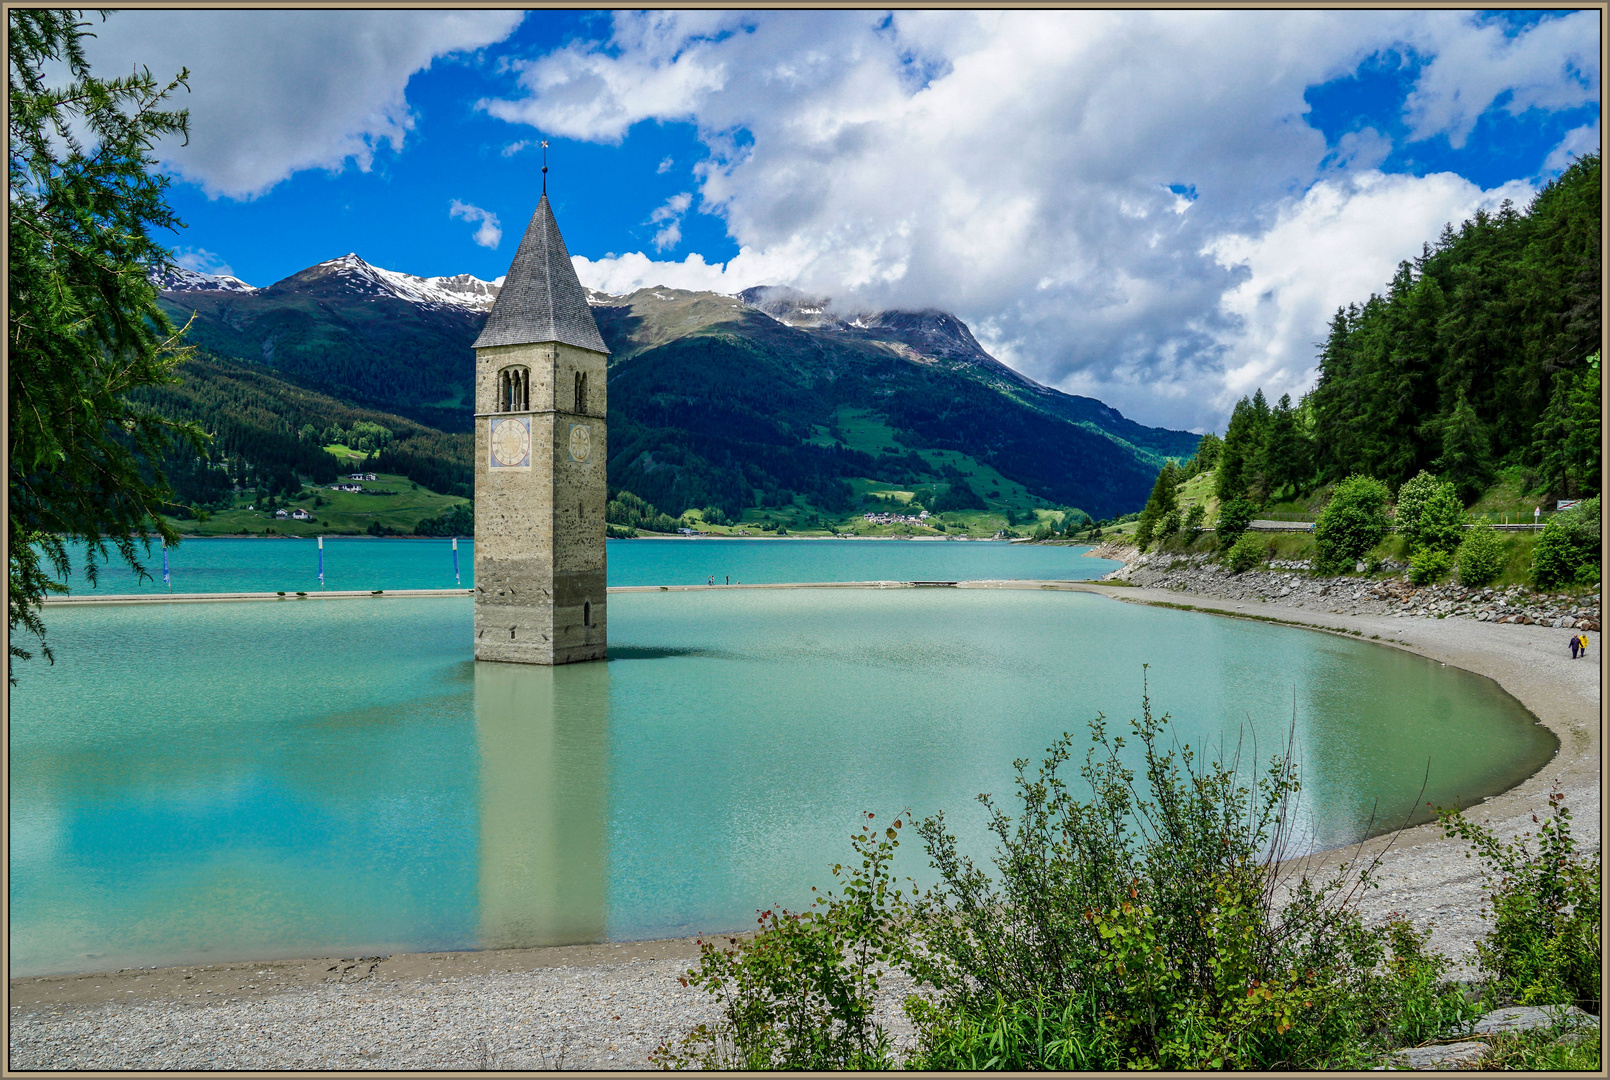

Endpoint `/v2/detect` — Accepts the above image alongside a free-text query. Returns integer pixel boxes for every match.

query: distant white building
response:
[348,472,377,481]
[273,509,290,519]
[290,508,313,520]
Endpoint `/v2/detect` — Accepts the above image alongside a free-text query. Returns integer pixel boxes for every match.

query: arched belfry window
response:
[583,600,592,627]
[499,367,529,412]
[573,371,588,415]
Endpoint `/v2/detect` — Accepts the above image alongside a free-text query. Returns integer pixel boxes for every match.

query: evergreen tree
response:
[1437,389,1494,503]
[8,10,201,680]
[1215,397,1265,503]
[1134,461,1180,550]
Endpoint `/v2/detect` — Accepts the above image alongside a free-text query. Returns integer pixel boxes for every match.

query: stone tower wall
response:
[474,340,608,664]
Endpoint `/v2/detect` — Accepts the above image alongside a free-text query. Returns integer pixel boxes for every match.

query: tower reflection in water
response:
[475,661,609,949]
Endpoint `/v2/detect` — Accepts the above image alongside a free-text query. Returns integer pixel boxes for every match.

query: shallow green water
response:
[9,589,1554,976]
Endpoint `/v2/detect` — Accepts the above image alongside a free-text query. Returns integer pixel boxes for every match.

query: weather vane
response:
[541,139,549,195]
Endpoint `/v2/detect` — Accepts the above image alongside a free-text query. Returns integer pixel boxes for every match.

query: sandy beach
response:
[8,579,1601,1070]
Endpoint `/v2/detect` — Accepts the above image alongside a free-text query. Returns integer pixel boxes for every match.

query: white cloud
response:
[1402,11,1600,149]
[1543,119,1602,174]
[657,156,674,174]
[172,247,235,277]
[449,200,503,249]
[647,192,693,251]
[81,10,524,198]
[1203,170,1535,408]
[491,10,1598,429]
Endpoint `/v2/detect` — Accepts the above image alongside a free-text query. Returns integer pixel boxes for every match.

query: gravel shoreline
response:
[9,571,1601,1070]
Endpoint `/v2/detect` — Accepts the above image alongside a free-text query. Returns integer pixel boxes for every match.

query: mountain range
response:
[155,256,1198,520]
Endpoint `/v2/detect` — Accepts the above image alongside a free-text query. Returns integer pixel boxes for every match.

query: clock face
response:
[490,417,531,467]
[568,423,591,463]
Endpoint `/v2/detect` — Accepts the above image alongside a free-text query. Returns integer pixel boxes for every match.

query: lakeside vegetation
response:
[1115,155,1601,594]
[654,694,1600,1070]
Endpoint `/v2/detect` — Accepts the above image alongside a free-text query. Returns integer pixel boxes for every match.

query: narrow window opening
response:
[583,601,591,627]
[573,370,586,414]
[510,626,516,640]
[500,367,530,412]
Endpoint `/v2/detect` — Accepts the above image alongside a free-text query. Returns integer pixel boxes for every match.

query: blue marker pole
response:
[318,535,325,591]
[453,536,460,587]
[162,541,171,593]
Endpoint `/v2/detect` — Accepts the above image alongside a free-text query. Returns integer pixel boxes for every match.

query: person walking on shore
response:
[1569,632,1582,659]
[1579,632,1590,658]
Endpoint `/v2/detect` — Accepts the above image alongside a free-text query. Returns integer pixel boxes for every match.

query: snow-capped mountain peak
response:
[271,253,501,311]
[151,265,257,293]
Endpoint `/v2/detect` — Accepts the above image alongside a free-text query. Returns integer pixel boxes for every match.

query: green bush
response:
[1158,508,1181,539]
[901,684,1478,1069]
[666,685,1487,1071]
[1392,470,1440,550]
[652,812,908,1070]
[1456,524,1504,587]
[1313,475,1390,574]
[1407,546,1452,585]
[1216,496,1256,545]
[1415,481,1466,556]
[1226,530,1264,573]
[1184,503,1206,540]
[1532,496,1601,588]
[1440,792,1601,1013]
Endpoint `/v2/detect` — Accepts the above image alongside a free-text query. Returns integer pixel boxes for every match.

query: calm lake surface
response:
[10,587,1554,976]
[47,536,1124,594]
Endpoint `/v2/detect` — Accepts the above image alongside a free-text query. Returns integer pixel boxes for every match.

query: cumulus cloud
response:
[1403,10,1600,149]
[1203,170,1535,406]
[81,10,524,198]
[172,247,236,278]
[647,192,693,251]
[450,200,503,248]
[495,11,1601,429]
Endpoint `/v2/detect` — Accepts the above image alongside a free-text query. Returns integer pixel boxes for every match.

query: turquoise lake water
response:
[46,536,1124,594]
[10,586,1554,976]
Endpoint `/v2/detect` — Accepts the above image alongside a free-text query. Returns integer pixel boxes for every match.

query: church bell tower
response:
[472,190,609,664]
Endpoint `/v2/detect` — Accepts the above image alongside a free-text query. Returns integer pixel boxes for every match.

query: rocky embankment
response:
[1090,545,1601,630]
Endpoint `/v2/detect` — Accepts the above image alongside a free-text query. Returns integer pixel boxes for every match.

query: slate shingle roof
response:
[473,194,609,354]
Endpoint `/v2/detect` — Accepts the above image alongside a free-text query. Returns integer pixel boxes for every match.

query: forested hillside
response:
[153,269,1200,522]
[1212,153,1600,508]
[126,352,471,511]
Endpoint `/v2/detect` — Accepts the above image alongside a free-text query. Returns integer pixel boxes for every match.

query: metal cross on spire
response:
[541,139,549,195]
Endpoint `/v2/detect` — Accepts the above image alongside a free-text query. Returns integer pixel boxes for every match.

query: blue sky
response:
[83,9,1599,431]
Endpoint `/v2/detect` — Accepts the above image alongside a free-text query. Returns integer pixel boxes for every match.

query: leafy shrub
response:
[900,683,1478,1070]
[1532,496,1601,588]
[1313,475,1390,574]
[1226,530,1264,573]
[665,685,1486,1071]
[1216,496,1256,545]
[1158,508,1182,539]
[1184,503,1206,539]
[1415,481,1466,555]
[1456,524,1504,587]
[1440,791,1601,1013]
[651,813,908,1070]
[1392,470,1440,550]
[1408,546,1452,585]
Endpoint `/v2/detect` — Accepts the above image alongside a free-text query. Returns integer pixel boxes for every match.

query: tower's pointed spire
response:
[473,193,609,354]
